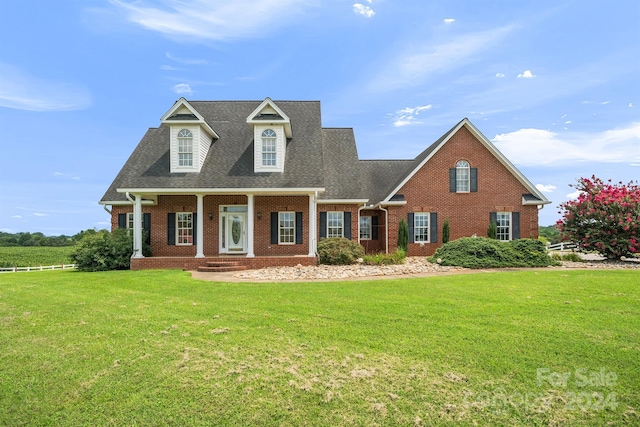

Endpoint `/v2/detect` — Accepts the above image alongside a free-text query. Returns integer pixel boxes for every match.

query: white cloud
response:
[160,65,180,71]
[536,184,557,193]
[0,63,91,112]
[353,3,375,18]
[54,172,80,181]
[165,52,208,65]
[172,83,193,95]
[110,0,314,41]
[492,123,640,166]
[629,102,634,108]
[369,24,515,92]
[443,18,455,24]
[517,70,536,78]
[33,213,48,217]
[11,215,23,219]
[495,73,505,78]
[391,104,432,127]
[566,190,582,200]
[564,120,572,124]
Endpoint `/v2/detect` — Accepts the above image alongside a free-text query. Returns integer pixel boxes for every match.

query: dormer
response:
[161,98,219,173]
[246,98,292,173]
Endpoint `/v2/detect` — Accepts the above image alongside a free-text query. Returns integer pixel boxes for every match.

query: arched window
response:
[261,129,277,166]
[456,160,470,192]
[178,129,193,167]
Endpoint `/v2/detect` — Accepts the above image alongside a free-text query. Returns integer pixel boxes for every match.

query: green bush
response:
[362,249,406,265]
[71,229,135,272]
[551,252,583,262]
[442,218,450,244]
[398,219,408,253]
[429,237,559,269]
[317,237,365,265]
[487,221,497,239]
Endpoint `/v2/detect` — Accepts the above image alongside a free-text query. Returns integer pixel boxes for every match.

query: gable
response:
[382,119,549,205]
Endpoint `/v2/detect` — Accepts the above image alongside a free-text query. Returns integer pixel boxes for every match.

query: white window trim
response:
[414,212,430,243]
[278,211,295,245]
[327,211,344,238]
[496,212,512,241]
[360,216,372,240]
[262,129,277,167]
[176,212,194,246]
[456,160,470,193]
[178,129,194,167]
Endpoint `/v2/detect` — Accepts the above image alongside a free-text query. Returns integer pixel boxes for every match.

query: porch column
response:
[246,194,255,258]
[132,194,144,258]
[308,193,317,256]
[196,194,205,258]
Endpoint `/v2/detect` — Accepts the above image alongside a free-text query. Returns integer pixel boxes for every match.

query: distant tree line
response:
[0,230,105,247]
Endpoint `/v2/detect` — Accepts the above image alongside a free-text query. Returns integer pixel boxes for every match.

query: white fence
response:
[547,242,578,251]
[0,264,77,273]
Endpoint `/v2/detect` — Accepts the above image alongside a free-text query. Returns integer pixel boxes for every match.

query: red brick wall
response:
[130,256,317,271]
[387,125,539,256]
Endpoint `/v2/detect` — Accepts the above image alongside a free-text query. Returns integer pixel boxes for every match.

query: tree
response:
[557,176,640,259]
[397,219,408,253]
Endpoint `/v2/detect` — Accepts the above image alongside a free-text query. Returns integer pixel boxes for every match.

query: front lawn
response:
[0,270,638,426]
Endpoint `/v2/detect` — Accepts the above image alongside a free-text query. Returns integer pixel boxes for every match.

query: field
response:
[0,246,75,268]
[0,269,638,426]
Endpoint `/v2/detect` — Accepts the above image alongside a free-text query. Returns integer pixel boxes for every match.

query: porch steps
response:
[197,260,248,273]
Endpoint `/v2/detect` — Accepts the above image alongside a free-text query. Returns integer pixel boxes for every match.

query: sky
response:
[0,0,638,235]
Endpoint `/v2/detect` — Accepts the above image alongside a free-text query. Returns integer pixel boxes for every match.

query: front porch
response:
[130,255,318,271]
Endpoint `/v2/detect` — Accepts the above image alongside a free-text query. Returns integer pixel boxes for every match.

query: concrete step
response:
[197,264,248,273]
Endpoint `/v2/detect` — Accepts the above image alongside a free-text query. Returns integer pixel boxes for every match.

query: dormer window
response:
[178,129,193,167]
[261,129,277,166]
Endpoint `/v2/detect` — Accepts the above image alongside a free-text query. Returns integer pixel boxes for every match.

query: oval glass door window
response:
[231,216,242,244]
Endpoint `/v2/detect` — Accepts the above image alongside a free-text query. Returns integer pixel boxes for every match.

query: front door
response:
[226,213,246,253]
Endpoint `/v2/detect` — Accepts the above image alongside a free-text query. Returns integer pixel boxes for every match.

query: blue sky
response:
[1,0,638,235]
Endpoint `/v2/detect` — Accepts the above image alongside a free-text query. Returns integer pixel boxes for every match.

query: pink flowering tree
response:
[557,176,640,259]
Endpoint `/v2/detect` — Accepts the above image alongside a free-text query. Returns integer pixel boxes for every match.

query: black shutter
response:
[512,212,521,240]
[344,212,352,240]
[430,213,438,243]
[489,212,497,225]
[408,213,415,243]
[295,212,303,244]
[271,212,278,244]
[449,168,456,192]
[118,213,127,229]
[167,213,175,245]
[470,168,478,192]
[192,213,197,245]
[372,216,379,240]
[319,212,327,239]
[143,213,151,245]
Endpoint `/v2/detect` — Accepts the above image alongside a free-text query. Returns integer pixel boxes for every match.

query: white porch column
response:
[308,193,317,256]
[196,194,205,258]
[246,194,255,258]
[132,194,144,258]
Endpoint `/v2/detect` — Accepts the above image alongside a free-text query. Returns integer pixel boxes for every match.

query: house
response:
[99,97,550,270]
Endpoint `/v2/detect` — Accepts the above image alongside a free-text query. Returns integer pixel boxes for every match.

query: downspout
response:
[379,205,389,254]
[357,203,368,246]
[125,192,135,204]
[102,205,112,215]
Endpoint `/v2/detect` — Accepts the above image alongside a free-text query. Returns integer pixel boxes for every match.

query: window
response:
[127,212,134,229]
[261,129,277,166]
[327,212,344,238]
[414,213,430,243]
[178,129,193,167]
[360,216,372,240]
[278,212,295,244]
[176,212,193,245]
[496,212,511,241]
[456,160,470,192]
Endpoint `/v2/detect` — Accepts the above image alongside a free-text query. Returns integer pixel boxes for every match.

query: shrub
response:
[442,218,450,244]
[551,252,583,262]
[429,237,559,269]
[71,229,134,272]
[317,237,365,265]
[398,219,409,253]
[487,221,497,239]
[362,249,406,265]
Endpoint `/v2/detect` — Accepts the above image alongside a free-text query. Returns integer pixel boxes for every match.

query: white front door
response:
[226,213,246,253]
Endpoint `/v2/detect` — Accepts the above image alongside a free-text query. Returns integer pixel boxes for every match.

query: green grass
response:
[0,270,638,426]
[0,246,75,268]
